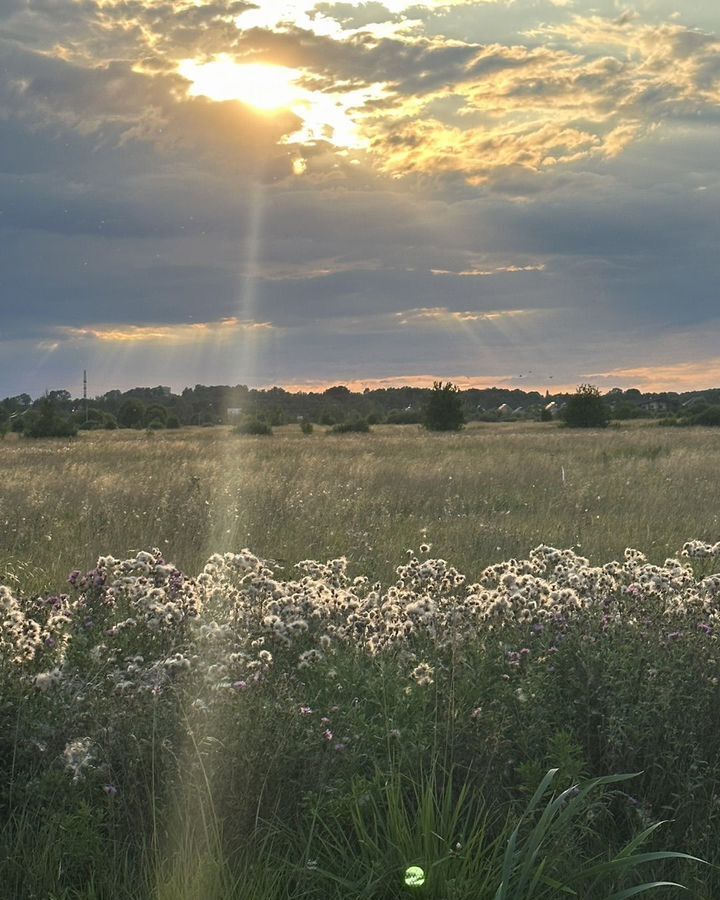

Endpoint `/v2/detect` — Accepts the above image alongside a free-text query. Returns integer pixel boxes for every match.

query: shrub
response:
[330,418,370,433]
[23,399,78,438]
[562,384,610,428]
[386,408,421,425]
[422,381,465,431]
[146,418,166,431]
[691,405,720,427]
[234,418,273,435]
[166,414,181,429]
[300,420,314,435]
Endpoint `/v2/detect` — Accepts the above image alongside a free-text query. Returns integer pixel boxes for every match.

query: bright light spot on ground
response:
[404,865,426,887]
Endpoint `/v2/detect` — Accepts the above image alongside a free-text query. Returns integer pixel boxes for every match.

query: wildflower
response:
[322,729,334,742]
[232,680,248,691]
[410,662,434,686]
[64,738,93,782]
[103,784,118,797]
[299,706,313,715]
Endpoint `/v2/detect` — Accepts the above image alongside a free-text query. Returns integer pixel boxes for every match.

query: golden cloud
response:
[588,359,720,392]
[61,317,272,345]
[395,306,533,326]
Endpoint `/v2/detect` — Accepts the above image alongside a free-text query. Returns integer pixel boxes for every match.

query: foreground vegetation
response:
[1,538,716,897]
[2,424,720,897]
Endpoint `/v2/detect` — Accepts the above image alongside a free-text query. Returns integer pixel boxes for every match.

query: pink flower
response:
[322,729,334,742]
[300,706,313,716]
[232,680,247,691]
[320,716,331,725]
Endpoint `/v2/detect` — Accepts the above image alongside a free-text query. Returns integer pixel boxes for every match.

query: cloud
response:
[395,306,535,325]
[60,317,273,345]
[431,264,546,276]
[588,359,720,392]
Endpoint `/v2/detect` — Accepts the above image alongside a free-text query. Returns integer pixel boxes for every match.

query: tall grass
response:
[2,422,720,594]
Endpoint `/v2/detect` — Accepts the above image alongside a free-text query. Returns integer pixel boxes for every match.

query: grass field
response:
[2,421,719,594]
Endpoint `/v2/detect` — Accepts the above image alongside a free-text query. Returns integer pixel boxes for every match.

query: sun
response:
[179,57,302,111]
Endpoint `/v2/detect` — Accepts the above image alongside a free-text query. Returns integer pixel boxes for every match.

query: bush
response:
[23,399,78,438]
[386,408,421,425]
[166,414,181,429]
[234,418,273,435]
[330,418,370,433]
[562,384,610,428]
[691,405,720,427]
[300,420,314,435]
[422,381,465,431]
[146,418,166,431]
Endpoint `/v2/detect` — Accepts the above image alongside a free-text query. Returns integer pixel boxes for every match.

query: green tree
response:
[144,404,168,427]
[118,398,146,428]
[24,397,77,438]
[422,381,466,432]
[562,384,610,428]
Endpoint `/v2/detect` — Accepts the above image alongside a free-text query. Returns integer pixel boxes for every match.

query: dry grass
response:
[2,421,719,594]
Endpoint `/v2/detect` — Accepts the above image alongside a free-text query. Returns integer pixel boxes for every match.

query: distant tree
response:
[300,419,314,434]
[24,397,77,438]
[540,407,553,422]
[144,404,168,427]
[166,414,181,429]
[562,384,610,428]
[118,398,146,428]
[422,381,465,432]
[612,401,644,421]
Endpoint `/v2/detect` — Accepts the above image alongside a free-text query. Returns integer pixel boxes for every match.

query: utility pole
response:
[83,369,88,423]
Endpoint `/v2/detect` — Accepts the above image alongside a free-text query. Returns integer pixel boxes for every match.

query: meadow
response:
[2,422,720,899]
[2,421,719,594]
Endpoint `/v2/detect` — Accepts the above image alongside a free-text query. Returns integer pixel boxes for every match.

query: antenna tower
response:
[83,370,88,423]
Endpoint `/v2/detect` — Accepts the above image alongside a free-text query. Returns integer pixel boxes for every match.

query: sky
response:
[2,0,720,397]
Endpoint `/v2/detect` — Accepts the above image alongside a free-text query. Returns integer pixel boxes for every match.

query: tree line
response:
[1,382,719,438]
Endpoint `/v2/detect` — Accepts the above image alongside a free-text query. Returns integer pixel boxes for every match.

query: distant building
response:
[497,403,512,416]
[639,400,668,413]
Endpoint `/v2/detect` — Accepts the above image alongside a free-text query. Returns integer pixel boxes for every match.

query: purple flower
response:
[68,570,81,587]
[322,729,334,742]
[698,623,713,635]
[232,680,248,691]
[299,706,313,716]
[103,784,118,797]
